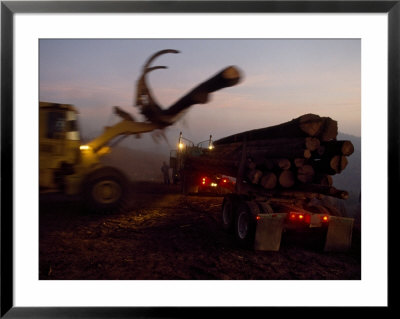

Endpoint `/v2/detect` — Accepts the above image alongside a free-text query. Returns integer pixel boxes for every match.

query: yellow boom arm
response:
[86,120,161,153]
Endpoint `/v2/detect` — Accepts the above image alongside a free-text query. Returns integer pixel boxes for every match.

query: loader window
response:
[47,112,66,139]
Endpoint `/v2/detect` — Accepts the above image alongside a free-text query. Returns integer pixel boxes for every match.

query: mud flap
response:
[324,216,354,252]
[254,213,286,251]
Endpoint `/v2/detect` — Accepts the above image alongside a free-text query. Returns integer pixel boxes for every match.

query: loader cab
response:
[39,102,81,189]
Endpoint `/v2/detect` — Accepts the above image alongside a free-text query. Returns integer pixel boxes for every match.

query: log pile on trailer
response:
[184,113,354,199]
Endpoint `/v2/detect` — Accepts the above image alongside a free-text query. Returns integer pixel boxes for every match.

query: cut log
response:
[298,114,326,136]
[320,140,355,156]
[312,155,348,175]
[275,158,291,170]
[294,158,306,168]
[214,114,329,145]
[206,139,314,165]
[260,172,278,189]
[297,164,315,183]
[247,169,263,184]
[319,117,338,141]
[279,170,295,188]
[305,137,321,151]
[330,155,348,174]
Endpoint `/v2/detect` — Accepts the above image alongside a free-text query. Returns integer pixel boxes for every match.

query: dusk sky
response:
[39,39,360,153]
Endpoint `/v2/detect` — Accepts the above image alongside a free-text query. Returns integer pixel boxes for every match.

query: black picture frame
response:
[1,1,396,317]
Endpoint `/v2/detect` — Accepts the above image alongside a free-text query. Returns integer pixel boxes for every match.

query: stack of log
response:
[185,114,354,199]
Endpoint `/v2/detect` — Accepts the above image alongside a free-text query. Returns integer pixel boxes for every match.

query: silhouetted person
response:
[161,161,170,185]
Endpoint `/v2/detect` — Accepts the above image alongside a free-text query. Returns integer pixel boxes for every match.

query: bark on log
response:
[213,137,321,153]
[245,147,311,161]
[214,114,333,145]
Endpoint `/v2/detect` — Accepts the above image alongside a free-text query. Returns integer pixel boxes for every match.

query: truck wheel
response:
[222,195,235,231]
[83,167,127,213]
[234,202,256,247]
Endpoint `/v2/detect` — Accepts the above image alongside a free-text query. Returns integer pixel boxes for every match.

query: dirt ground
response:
[39,182,361,280]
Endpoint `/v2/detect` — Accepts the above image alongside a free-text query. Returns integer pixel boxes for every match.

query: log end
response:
[222,66,241,80]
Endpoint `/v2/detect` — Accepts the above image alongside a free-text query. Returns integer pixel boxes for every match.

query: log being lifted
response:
[213,113,338,145]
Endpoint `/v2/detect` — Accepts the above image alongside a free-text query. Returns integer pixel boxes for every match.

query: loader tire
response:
[83,167,128,213]
[234,202,256,247]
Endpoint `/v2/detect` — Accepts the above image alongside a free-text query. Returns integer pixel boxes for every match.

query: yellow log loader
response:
[39,49,242,212]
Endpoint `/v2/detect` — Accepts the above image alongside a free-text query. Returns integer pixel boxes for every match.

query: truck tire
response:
[222,195,236,232]
[83,167,128,213]
[234,202,256,247]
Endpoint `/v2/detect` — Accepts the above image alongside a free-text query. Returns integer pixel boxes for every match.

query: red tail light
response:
[289,212,310,224]
[202,177,207,185]
[321,215,329,222]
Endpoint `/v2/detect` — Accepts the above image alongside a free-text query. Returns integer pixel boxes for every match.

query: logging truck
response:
[39,50,241,212]
[169,133,235,195]
[181,114,355,252]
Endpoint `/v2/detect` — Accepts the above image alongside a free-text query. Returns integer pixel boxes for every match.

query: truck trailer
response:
[179,114,355,252]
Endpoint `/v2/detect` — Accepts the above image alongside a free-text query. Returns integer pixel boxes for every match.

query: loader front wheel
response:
[83,167,128,213]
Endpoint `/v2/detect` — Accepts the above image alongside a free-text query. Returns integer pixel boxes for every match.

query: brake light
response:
[321,215,329,222]
[256,215,261,221]
[202,177,207,185]
[223,179,227,183]
[288,212,310,224]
